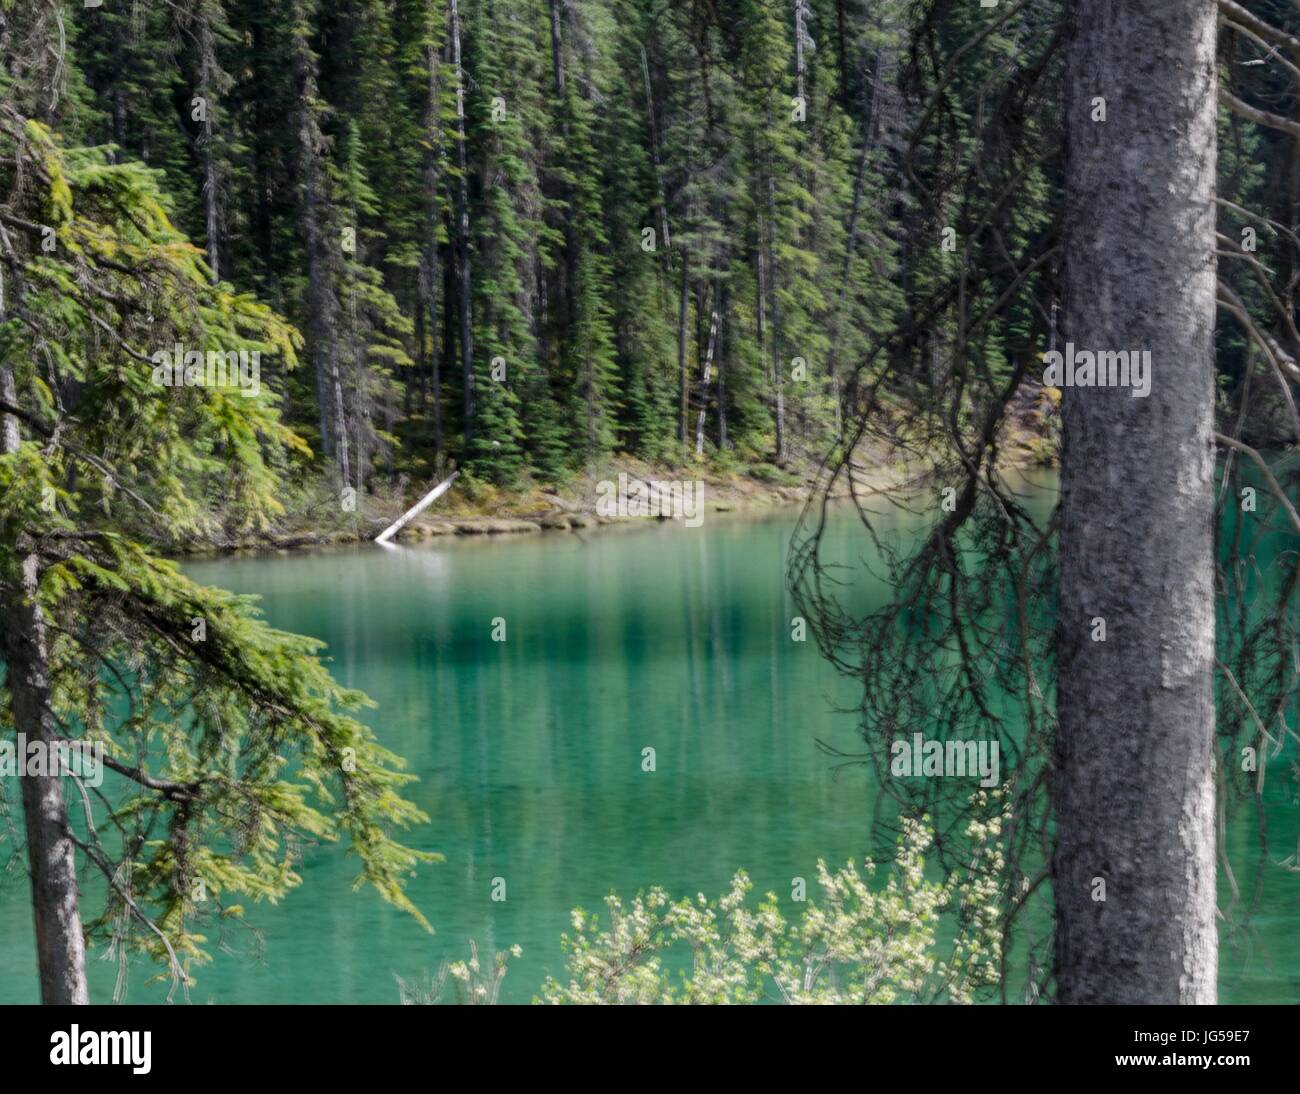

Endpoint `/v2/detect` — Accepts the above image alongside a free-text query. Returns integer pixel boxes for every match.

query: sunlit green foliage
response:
[0,108,436,994]
[537,805,1006,1004]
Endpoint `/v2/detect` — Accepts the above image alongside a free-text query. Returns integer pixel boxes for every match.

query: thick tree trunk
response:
[1055,0,1218,1005]
[0,362,89,1005]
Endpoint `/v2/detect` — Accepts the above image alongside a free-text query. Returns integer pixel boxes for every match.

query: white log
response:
[374,471,460,545]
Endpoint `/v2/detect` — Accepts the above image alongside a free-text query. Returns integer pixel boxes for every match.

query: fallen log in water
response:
[374,471,460,545]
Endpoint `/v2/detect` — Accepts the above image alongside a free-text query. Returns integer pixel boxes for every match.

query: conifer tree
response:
[0,31,435,1000]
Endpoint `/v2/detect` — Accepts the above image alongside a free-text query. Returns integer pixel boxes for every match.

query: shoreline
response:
[178,431,1054,560]
[180,466,827,559]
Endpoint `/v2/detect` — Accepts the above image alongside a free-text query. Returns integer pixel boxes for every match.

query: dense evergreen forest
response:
[5,0,920,497]
[17,0,1297,505]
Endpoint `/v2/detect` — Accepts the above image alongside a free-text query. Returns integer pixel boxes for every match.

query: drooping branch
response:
[1219,87,1300,139]
[1215,431,1300,535]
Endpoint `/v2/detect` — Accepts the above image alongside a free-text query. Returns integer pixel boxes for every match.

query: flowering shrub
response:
[538,802,1007,1005]
[396,940,522,1005]
[397,798,1007,1005]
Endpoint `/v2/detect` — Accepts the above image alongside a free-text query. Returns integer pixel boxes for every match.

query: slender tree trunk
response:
[112,91,126,163]
[547,0,566,98]
[835,0,849,107]
[0,361,89,1005]
[717,285,728,450]
[449,0,475,440]
[694,287,719,457]
[332,357,351,486]
[677,254,690,446]
[547,0,579,357]
[443,250,456,438]
[421,40,444,465]
[794,0,808,108]
[291,0,342,468]
[1054,0,1218,1005]
[640,44,671,252]
[827,49,887,439]
[412,306,423,416]
[343,268,362,495]
[756,213,772,455]
[196,9,221,283]
[251,16,275,289]
[763,148,786,465]
[695,279,705,386]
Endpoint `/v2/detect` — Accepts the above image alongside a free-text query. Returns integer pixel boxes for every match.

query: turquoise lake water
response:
[1,484,1297,1002]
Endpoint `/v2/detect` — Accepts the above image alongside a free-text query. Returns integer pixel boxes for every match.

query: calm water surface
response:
[1,486,1297,1002]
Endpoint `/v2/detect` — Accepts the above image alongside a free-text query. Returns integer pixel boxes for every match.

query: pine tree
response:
[0,60,434,999]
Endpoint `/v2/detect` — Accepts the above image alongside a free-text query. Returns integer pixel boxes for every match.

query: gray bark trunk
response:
[0,361,89,1005]
[1055,0,1219,1005]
